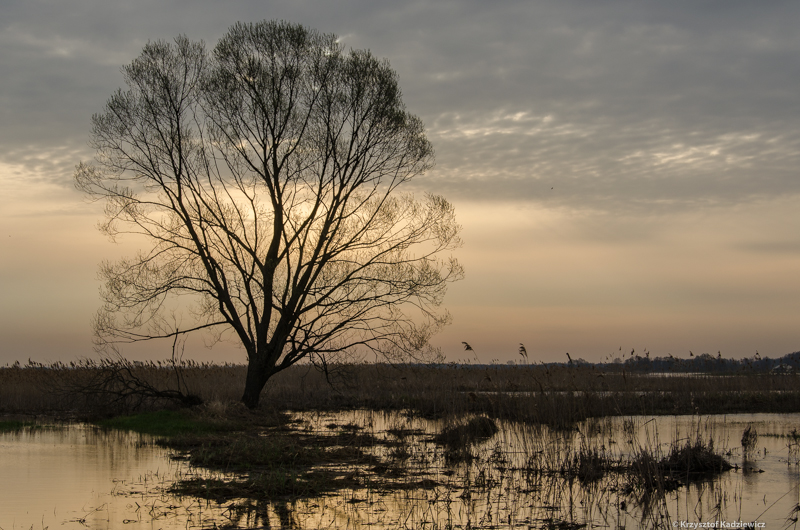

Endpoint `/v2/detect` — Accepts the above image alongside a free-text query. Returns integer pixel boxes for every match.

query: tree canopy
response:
[75,20,463,407]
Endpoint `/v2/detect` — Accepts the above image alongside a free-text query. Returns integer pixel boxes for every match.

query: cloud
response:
[3,0,800,208]
[4,0,800,363]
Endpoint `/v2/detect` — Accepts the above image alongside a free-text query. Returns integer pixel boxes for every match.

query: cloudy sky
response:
[2,0,800,366]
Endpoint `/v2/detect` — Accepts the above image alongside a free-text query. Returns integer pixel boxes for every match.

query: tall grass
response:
[0,359,243,417]
[2,359,800,422]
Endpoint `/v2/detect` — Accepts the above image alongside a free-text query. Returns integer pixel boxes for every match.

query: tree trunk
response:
[241,360,269,409]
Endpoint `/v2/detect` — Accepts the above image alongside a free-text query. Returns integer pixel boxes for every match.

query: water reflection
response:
[0,424,215,530]
[260,412,800,529]
[2,414,800,529]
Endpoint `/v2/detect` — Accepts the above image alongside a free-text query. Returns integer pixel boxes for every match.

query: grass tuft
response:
[741,424,758,457]
[435,416,499,447]
[662,438,733,477]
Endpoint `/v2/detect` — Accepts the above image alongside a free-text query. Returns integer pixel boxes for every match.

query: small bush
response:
[662,438,733,476]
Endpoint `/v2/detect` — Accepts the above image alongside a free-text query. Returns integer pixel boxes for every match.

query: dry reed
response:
[3,359,800,423]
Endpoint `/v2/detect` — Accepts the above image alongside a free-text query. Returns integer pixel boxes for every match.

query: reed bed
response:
[3,359,800,423]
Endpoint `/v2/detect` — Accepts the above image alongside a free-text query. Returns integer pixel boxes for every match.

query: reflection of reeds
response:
[741,424,758,457]
[94,406,743,530]
[789,428,800,466]
[786,503,800,527]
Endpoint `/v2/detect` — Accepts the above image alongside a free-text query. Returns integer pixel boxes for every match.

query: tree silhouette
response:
[76,21,463,408]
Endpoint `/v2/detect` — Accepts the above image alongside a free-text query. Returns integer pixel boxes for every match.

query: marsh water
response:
[0,425,220,530]
[2,413,800,529]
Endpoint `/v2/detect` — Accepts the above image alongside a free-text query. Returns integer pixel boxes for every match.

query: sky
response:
[2,0,800,366]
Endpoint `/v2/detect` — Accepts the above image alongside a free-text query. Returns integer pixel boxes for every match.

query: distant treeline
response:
[487,350,800,374]
[420,350,800,374]
[605,351,800,374]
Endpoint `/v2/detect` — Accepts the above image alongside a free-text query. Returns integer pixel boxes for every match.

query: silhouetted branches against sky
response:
[76,21,463,406]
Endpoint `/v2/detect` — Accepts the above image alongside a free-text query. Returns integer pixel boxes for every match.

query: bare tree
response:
[75,21,463,408]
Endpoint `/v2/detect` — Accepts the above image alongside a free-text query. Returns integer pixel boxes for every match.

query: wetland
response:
[3,361,800,529]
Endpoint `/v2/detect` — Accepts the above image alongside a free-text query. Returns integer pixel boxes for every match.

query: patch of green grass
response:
[96,410,231,437]
[0,420,35,432]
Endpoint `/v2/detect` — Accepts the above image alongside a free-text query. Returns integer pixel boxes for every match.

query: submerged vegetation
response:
[117,408,749,528]
[67,404,740,528]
